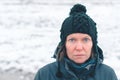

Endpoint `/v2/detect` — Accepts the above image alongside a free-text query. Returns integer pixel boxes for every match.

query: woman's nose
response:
[75,42,83,50]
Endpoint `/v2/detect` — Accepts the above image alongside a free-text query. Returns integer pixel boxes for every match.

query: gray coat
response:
[34,61,118,80]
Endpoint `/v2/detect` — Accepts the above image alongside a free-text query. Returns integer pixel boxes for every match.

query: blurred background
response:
[0,0,120,80]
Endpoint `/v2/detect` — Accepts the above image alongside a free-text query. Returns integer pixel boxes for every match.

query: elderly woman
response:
[34,4,118,80]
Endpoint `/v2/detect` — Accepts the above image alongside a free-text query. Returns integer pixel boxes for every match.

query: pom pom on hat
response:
[70,4,87,15]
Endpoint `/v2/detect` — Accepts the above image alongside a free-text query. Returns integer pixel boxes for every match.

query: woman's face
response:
[65,33,93,64]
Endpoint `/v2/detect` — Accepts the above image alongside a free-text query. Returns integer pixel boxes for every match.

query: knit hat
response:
[60,4,97,45]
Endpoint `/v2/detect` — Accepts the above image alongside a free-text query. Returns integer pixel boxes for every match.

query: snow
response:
[0,1,120,79]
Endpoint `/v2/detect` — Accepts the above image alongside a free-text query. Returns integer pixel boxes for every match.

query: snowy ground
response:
[0,1,120,80]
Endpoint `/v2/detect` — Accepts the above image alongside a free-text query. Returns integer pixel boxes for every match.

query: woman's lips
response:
[74,54,85,57]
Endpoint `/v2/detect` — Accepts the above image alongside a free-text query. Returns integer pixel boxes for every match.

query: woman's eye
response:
[68,38,76,42]
[83,38,90,42]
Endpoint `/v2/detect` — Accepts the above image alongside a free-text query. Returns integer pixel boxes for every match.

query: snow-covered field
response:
[0,0,120,79]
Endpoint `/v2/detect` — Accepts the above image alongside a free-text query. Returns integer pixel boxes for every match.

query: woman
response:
[34,4,118,80]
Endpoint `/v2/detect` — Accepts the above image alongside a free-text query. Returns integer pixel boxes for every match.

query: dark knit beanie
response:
[60,4,97,45]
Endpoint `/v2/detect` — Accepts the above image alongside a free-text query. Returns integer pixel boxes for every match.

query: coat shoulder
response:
[95,63,118,80]
[98,63,115,73]
[40,62,57,72]
[34,62,58,80]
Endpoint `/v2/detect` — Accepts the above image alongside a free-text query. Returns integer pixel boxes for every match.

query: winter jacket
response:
[34,61,118,80]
